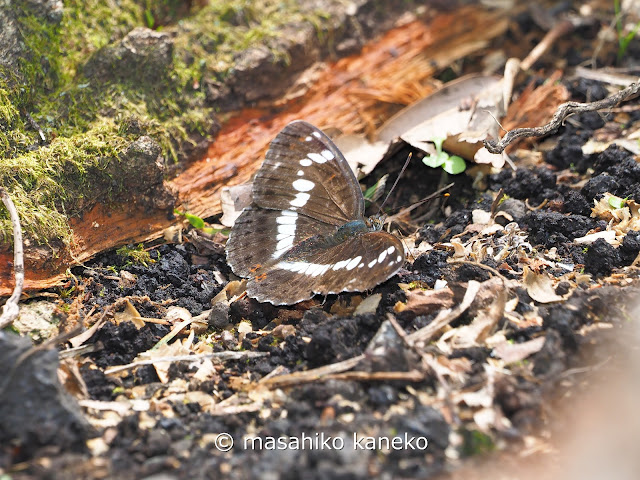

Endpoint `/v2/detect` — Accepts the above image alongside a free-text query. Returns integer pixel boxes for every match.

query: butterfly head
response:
[365,214,386,232]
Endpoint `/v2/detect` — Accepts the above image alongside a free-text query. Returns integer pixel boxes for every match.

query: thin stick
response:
[0,187,24,329]
[320,370,424,382]
[484,81,640,154]
[261,354,365,389]
[25,112,46,143]
[378,152,412,213]
[520,20,575,71]
[387,182,455,222]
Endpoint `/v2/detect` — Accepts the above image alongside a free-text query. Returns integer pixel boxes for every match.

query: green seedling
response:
[615,0,640,64]
[422,137,466,174]
[174,209,220,235]
[608,195,627,209]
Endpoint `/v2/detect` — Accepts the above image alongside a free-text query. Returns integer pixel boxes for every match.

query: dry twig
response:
[0,187,24,329]
[485,81,640,153]
[261,354,365,389]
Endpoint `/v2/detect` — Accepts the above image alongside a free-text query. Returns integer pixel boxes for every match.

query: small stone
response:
[208,302,231,329]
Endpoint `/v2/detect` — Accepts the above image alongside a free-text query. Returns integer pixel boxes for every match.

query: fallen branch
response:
[484,81,640,154]
[0,187,24,329]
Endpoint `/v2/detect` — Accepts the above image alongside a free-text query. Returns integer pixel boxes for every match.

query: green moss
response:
[0,0,331,246]
[460,429,495,457]
[116,243,155,267]
[0,118,131,244]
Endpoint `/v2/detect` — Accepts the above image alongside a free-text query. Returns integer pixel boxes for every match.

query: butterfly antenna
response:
[378,152,412,214]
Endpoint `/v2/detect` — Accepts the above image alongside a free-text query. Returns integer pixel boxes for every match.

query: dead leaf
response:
[500,70,570,151]
[523,266,570,303]
[272,324,296,339]
[403,287,455,315]
[492,336,546,364]
[220,183,253,227]
[332,134,392,177]
[58,358,89,399]
[452,288,507,348]
[354,294,382,315]
[113,299,145,329]
[588,193,640,243]
[237,321,252,343]
[165,306,192,323]
[333,74,505,174]
[192,359,217,383]
[139,335,194,384]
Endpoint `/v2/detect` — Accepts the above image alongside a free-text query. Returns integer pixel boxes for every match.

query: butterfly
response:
[225,120,405,305]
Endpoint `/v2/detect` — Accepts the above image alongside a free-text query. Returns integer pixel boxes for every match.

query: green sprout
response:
[174,209,222,235]
[608,195,627,209]
[460,429,495,457]
[615,0,640,64]
[422,137,466,174]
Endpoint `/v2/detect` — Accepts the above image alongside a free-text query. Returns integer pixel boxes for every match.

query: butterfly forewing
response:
[252,121,364,226]
[245,231,405,305]
[226,207,334,277]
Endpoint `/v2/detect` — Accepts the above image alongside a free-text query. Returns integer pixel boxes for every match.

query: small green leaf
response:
[442,155,466,174]
[423,151,448,168]
[144,9,155,29]
[185,212,205,229]
[608,196,626,209]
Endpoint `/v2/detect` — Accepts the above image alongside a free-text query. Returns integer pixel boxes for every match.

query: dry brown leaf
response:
[451,288,507,348]
[457,388,494,408]
[403,287,455,316]
[501,70,570,151]
[354,294,382,315]
[492,336,546,364]
[58,358,89,399]
[237,321,253,343]
[588,193,640,243]
[113,299,145,329]
[332,134,391,178]
[165,306,192,323]
[426,354,473,385]
[332,74,505,174]
[220,183,253,227]
[144,338,194,384]
[523,266,569,303]
[192,359,217,383]
[272,324,296,339]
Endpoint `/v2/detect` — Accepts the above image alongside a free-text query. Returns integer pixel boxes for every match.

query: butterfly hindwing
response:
[252,120,365,226]
[245,231,405,305]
